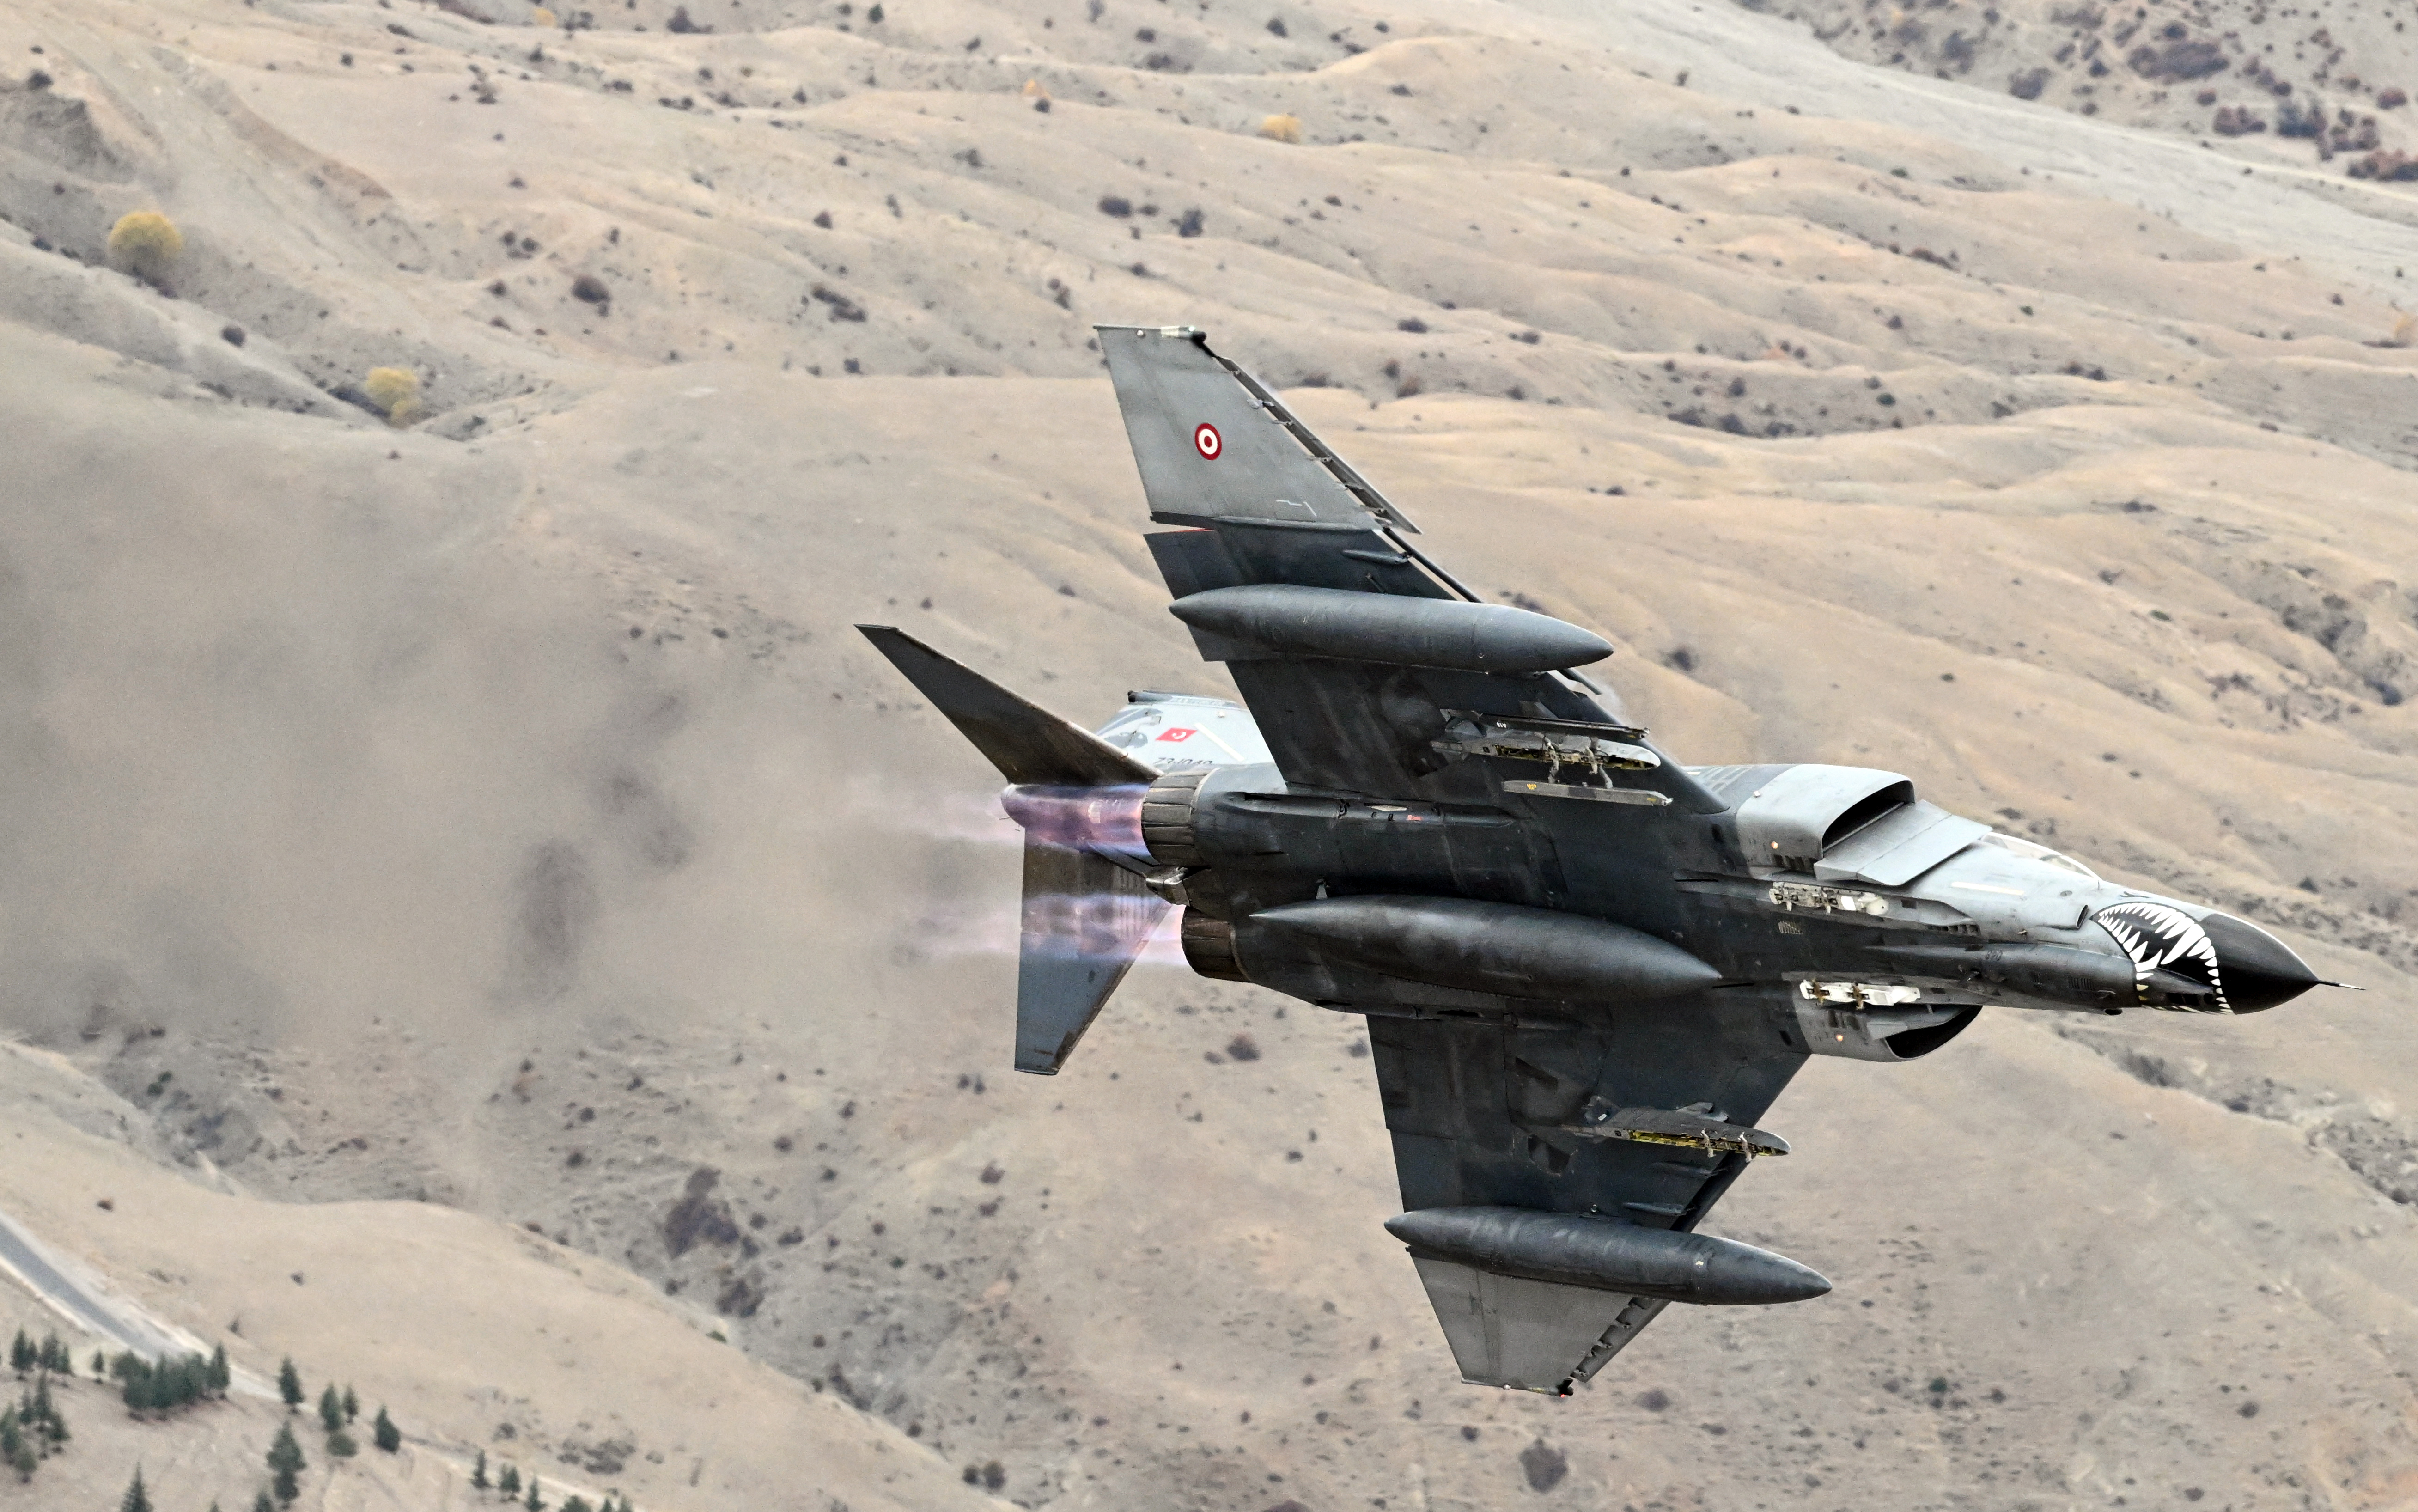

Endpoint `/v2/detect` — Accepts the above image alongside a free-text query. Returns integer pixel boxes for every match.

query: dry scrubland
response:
[2,0,2418,1507]
[1772,0,2418,179]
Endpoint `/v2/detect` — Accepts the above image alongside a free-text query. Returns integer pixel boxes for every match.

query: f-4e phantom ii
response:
[859,324,2336,1396]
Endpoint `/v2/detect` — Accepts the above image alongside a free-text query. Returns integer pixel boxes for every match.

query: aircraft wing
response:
[1097,325,1721,813]
[1370,997,1805,1393]
[1098,325,1797,1390]
[1101,326,1636,804]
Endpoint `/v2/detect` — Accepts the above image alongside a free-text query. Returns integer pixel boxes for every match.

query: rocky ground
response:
[2,0,2417,1507]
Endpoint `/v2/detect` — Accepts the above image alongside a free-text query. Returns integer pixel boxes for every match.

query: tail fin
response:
[857,625,1157,787]
[858,625,1167,1074]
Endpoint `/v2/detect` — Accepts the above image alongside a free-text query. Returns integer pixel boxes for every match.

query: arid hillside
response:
[1,0,2417,1507]
[1763,0,2418,181]
[0,1043,1015,1512]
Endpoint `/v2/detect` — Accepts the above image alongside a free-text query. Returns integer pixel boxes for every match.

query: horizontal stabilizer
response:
[1017,838,1168,1074]
[858,625,1157,787]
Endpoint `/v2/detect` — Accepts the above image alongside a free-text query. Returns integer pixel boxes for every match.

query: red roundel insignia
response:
[1194,423,1222,460]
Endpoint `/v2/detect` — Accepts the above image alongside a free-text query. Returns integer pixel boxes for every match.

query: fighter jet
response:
[858,325,2333,1395]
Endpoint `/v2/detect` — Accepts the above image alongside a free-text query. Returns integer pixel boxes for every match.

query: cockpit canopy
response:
[1973,830,2099,880]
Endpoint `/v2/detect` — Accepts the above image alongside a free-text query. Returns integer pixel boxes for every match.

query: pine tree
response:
[472,1448,489,1490]
[208,1343,231,1394]
[6,1332,27,1375]
[341,1384,358,1422]
[121,1466,154,1512]
[36,1335,63,1372]
[318,1385,343,1434]
[252,1490,275,1512]
[268,1420,306,1504]
[524,1473,545,1512]
[560,1497,593,1512]
[372,1405,401,1453]
[90,1349,106,1379]
[498,1463,521,1496]
[327,1429,358,1459]
[277,1358,303,1411]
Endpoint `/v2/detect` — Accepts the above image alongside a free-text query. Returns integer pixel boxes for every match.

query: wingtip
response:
[1092,323,1207,342]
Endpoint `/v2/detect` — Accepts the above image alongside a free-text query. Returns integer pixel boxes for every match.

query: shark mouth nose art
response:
[2092,901,2320,1014]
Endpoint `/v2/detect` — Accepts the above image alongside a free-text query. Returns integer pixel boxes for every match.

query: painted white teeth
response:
[2095,901,2229,1013]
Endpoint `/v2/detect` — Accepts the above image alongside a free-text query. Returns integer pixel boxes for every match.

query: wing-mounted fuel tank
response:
[1170,584,1614,674]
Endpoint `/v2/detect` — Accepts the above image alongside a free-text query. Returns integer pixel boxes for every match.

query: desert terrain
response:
[1773,0,2418,182]
[0,0,2416,1506]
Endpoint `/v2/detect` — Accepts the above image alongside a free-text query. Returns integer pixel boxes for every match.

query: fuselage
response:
[1043,695,2317,1064]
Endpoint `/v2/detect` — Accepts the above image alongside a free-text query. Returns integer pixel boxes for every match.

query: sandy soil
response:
[1,0,2416,1507]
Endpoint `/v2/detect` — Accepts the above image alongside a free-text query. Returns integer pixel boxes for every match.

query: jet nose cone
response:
[2092,900,2321,1013]
[2201,912,2320,1013]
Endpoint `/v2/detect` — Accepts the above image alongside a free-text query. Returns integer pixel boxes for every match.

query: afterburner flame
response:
[999,784,1149,858]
